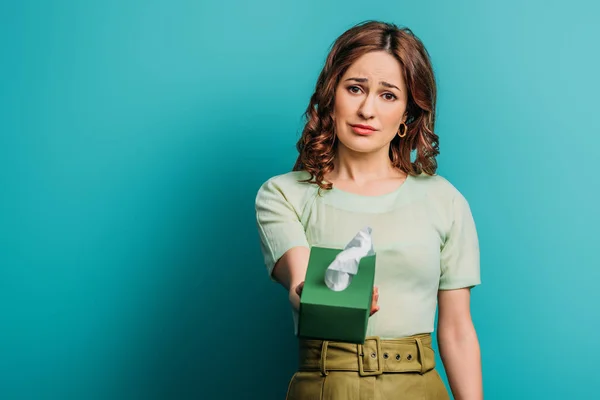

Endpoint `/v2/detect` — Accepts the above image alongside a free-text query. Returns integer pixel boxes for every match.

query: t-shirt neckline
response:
[329,173,413,199]
[322,174,414,213]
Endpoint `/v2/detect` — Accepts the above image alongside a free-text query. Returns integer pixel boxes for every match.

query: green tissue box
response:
[298,246,376,344]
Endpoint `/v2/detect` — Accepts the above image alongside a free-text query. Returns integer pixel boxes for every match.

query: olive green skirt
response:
[286,333,450,400]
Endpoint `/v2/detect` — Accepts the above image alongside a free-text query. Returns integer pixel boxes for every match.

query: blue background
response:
[1,1,598,399]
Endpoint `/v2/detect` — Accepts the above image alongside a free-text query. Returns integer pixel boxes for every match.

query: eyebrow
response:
[345,77,401,92]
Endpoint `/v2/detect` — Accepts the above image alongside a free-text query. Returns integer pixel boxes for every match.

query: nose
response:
[358,94,376,120]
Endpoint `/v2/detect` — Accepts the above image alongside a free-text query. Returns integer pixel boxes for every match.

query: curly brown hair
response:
[293,21,439,190]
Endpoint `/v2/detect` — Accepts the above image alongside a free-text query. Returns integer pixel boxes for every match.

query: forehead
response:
[342,51,404,85]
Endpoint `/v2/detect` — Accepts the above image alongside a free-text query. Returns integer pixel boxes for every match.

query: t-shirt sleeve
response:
[255,178,310,278]
[439,191,481,290]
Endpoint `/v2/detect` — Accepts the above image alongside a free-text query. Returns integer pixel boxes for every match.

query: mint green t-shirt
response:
[255,170,481,339]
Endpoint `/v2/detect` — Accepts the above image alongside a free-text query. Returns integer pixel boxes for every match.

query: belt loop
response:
[416,337,425,375]
[319,341,329,376]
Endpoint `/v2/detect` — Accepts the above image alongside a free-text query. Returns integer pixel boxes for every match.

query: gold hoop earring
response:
[397,123,407,138]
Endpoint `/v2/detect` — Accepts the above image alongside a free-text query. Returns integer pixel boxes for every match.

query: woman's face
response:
[333,50,408,155]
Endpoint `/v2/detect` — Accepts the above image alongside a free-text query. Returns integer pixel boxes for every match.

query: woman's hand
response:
[293,282,380,316]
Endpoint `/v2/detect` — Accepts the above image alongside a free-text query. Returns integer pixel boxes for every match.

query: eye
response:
[348,85,362,94]
[382,92,397,101]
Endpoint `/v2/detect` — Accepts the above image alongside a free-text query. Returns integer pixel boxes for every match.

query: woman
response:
[255,20,482,399]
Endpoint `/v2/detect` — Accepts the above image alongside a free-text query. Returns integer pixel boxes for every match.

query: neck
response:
[331,144,401,184]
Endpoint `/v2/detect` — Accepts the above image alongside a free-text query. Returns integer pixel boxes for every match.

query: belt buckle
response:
[358,337,383,376]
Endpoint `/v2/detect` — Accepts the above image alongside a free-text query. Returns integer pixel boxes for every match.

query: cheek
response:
[333,92,357,118]
[380,104,406,125]
[332,101,345,120]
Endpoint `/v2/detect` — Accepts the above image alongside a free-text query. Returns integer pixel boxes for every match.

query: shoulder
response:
[256,170,315,198]
[410,172,466,202]
[409,172,473,222]
[255,170,319,213]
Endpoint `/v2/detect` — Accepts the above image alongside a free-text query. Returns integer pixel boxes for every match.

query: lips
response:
[350,124,377,135]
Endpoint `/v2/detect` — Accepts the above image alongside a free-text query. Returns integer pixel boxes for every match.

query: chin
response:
[338,136,382,154]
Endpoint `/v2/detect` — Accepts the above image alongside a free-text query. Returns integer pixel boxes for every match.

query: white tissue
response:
[324,227,375,291]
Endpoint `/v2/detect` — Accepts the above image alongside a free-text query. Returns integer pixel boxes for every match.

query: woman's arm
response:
[271,246,310,311]
[437,288,483,400]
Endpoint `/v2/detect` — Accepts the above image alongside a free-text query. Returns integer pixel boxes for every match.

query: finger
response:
[371,296,379,314]
[372,297,378,309]
[370,287,380,316]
